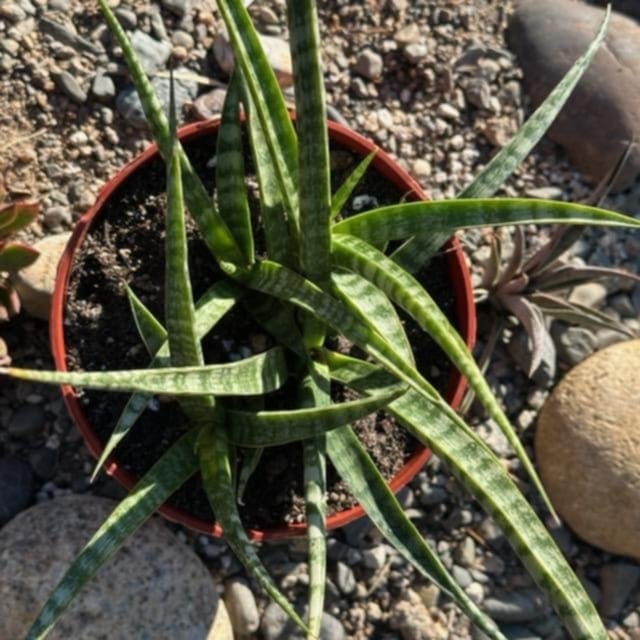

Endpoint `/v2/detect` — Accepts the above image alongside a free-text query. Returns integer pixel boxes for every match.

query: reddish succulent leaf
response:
[531,264,640,292]
[0,242,39,272]
[0,201,39,237]
[497,293,549,376]
[529,292,636,337]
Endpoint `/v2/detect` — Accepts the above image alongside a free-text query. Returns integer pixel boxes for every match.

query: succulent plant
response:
[0,199,39,321]
[471,144,640,382]
[2,3,639,640]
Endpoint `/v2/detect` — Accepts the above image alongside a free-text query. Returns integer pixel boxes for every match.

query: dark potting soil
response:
[64,130,458,530]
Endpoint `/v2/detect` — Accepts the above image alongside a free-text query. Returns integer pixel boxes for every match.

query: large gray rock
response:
[0,495,232,639]
[12,232,70,321]
[535,339,640,558]
[507,0,640,191]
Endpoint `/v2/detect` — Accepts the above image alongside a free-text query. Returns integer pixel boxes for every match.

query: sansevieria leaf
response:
[0,348,288,396]
[198,422,308,635]
[331,232,557,517]
[392,7,611,267]
[212,0,299,226]
[332,198,640,247]
[97,0,243,265]
[327,351,608,640]
[327,424,506,640]
[299,363,330,639]
[226,382,405,447]
[91,281,243,481]
[26,430,200,640]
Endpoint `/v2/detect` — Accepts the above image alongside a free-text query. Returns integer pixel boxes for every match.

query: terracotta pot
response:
[50,118,476,541]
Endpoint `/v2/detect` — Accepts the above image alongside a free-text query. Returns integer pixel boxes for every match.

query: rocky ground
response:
[1,0,640,639]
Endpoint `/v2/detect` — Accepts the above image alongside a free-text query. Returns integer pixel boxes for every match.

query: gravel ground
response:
[1,1,639,639]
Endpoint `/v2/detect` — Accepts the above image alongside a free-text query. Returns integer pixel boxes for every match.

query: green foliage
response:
[0,200,39,322]
[4,3,640,640]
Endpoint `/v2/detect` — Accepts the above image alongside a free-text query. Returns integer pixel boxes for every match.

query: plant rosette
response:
[50,117,476,541]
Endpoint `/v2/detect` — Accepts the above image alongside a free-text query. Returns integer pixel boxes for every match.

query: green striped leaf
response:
[217,72,254,264]
[330,151,376,221]
[460,8,610,200]
[327,352,607,640]
[326,425,506,640]
[332,198,640,246]
[97,0,243,265]
[389,232,446,274]
[126,286,167,356]
[227,382,404,447]
[236,446,263,504]
[299,363,330,639]
[26,429,199,640]
[215,0,299,227]
[331,270,414,364]
[197,421,308,634]
[332,233,557,517]
[242,82,291,266]
[232,260,439,402]
[1,348,288,396]
[92,281,243,481]
[165,105,215,426]
[288,0,331,289]
[392,7,611,266]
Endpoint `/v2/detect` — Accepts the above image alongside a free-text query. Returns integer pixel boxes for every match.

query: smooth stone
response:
[551,324,597,366]
[39,17,103,56]
[12,233,71,321]
[0,457,33,524]
[114,7,137,29]
[483,589,549,623]
[568,282,608,308]
[116,73,197,128]
[535,340,640,558]
[507,0,640,191]
[390,588,446,639]
[224,577,259,636]
[214,32,292,87]
[130,30,172,74]
[91,71,116,102]
[8,404,45,438]
[51,71,87,104]
[191,87,227,120]
[0,495,232,639]
[261,602,345,640]
[354,48,383,80]
[44,205,72,228]
[162,0,188,16]
[336,561,356,594]
[362,545,387,570]
[599,563,640,618]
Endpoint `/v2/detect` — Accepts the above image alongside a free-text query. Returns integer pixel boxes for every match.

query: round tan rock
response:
[535,339,640,558]
[12,232,71,321]
[0,495,232,639]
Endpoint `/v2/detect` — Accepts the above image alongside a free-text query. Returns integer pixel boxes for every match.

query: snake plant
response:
[2,3,639,639]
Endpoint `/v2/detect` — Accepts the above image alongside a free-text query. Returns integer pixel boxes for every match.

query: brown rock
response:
[507,0,640,191]
[12,232,70,321]
[0,495,233,639]
[535,339,640,558]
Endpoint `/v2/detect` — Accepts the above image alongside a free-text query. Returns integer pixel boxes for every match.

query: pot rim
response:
[50,117,476,541]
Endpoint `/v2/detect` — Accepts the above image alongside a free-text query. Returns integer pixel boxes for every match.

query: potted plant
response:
[50,117,476,542]
[2,2,638,639]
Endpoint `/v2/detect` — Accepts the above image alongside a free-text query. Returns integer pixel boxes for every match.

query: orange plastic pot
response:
[50,118,476,541]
